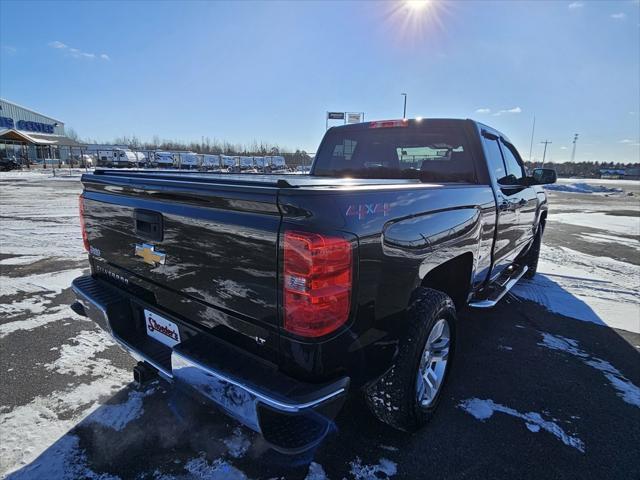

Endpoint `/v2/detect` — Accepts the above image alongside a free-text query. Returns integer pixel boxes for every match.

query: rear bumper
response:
[71,275,349,452]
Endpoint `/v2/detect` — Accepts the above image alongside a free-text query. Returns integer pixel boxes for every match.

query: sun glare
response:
[406,0,430,12]
[381,0,449,46]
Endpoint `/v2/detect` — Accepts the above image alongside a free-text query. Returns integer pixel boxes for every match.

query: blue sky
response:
[1,0,638,163]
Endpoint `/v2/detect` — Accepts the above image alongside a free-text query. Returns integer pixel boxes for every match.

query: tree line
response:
[77,134,314,167]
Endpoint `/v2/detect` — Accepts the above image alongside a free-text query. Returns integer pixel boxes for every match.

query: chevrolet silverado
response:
[71,118,557,452]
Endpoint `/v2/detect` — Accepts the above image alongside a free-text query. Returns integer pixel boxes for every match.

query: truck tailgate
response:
[81,171,282,362]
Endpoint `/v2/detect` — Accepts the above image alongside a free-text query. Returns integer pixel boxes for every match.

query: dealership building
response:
[0,98,84,164]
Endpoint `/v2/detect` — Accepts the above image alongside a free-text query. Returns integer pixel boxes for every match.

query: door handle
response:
[518,198,527,207]
[134,209,164,242]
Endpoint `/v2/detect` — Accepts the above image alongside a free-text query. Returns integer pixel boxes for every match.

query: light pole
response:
[401,93,407,119]
[570,133,579,162]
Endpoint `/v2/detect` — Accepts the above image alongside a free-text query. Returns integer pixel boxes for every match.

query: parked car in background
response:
[0,156,19,171]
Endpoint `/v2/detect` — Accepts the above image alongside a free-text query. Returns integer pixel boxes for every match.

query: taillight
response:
[79,195,89,252]
[283,231,353,337]
[369,119,409,129]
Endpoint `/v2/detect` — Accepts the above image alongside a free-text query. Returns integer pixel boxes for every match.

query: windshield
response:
[312,124,476,183]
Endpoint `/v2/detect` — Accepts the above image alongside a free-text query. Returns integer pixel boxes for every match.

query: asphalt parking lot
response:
[1,171,638,479]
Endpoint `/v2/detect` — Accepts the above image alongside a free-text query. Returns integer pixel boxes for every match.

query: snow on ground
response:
[349,457,397,480]
[85,384,157,432]
[182,456,247,480]
[538,333,640,408]
[6,434,118,480]
[0,170,87,262]
[578,232,640,250]
[44,329,118,376]
[554,178,640,187]
[458,398,585,452]
[547,212,639,237]
[222,427,252,459]
[0,306,90,339]
[305,462,328,480]
[0,268,85,297]
[0,371,132,475]
[513,245,640,334]
[544,183,623,194]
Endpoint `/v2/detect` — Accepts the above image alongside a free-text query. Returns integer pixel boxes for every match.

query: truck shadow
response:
[7,276,640,479]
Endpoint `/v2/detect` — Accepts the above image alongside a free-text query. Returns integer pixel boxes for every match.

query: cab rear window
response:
[313,124,476,183]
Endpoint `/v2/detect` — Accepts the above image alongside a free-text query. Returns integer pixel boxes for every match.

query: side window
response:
[500,141,525,184]
[483,138,507,182]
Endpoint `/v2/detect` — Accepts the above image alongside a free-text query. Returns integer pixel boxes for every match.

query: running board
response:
[469,265,528,309]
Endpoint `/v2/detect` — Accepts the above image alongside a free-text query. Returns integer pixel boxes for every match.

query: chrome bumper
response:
[71,275,348,452]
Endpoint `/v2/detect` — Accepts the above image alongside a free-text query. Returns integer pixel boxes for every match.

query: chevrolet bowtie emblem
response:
[135,243,166,266]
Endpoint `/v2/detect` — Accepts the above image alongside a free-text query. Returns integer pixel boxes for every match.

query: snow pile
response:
[539,333,640,408]
[544,182,623,194]
[513,246,640,333]
[458,398,585,452]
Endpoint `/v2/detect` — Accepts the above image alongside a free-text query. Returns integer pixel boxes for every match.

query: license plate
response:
[144,309,181,347]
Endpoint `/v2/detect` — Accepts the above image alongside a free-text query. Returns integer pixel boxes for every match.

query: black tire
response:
[523,226,543,279]
[364,288,457,432]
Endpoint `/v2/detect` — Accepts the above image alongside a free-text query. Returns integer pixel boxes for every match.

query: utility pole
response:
[570,133,579,162]
[540,140,552,167]
[528,115,536,162]
[401,93,407,119]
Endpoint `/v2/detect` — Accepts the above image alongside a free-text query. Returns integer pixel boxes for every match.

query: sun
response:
[405,0,430,12]
[380,0,449,46]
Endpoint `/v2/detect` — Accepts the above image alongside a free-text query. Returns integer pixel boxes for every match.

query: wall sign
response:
[0,116,55,134]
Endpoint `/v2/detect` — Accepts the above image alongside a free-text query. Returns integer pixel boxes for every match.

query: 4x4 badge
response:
[135,243,166,266]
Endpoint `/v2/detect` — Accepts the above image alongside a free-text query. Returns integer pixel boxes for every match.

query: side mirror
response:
[530,168,557,185]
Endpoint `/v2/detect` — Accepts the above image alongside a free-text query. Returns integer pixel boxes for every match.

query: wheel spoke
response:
[416,318,451,408]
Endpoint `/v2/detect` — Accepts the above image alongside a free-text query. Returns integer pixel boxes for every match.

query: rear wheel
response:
[364,288,456,432]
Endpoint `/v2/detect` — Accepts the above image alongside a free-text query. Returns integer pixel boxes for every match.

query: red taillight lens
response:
[369,119,409,129]
[79,195,89,252]
[283,231,353,337]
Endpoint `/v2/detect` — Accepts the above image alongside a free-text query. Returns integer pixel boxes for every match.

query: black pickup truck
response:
[71,118,556,452]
